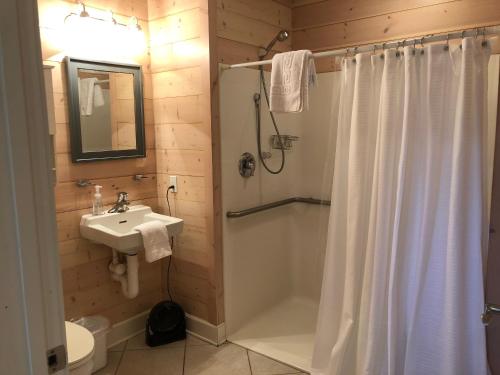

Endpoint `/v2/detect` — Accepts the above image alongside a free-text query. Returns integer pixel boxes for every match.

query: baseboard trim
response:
[106,310,226,348]
[185,313,226,346]
[107,310,149,348]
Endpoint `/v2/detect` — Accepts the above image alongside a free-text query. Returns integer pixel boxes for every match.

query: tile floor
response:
[95,332,309,375]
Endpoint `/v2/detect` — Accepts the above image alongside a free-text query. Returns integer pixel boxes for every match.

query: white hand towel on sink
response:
[134,221,172,263]
[269,50,316,113]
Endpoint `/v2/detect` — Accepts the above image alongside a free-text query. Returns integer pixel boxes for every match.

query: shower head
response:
[276,30,289,42]
[259,30,289,59]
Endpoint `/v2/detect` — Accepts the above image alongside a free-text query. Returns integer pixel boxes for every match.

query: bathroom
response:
[2,0,500,374]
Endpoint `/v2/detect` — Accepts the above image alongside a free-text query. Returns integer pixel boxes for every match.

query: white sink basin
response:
[80,205,183,254]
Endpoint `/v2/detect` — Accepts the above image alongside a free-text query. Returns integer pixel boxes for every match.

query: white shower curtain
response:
[312,38,491,375]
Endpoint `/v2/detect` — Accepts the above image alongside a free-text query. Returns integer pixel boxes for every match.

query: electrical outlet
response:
[169,175,178,193]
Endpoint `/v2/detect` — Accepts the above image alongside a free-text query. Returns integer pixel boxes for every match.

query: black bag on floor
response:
[146,300,186,347]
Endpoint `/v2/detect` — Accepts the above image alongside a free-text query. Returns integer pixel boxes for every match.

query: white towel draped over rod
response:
[222,25,500,70]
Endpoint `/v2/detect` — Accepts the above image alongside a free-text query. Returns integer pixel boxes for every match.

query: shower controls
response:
[271,135,299,150]
[239,152,256,177]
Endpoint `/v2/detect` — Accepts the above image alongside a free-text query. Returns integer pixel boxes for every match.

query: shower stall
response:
[219,26,500,372]
[219,66,341,371]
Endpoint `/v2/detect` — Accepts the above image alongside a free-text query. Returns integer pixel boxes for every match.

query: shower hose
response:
[254,66,285,175]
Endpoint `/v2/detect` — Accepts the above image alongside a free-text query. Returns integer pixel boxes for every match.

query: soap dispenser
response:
[93,185,104,215]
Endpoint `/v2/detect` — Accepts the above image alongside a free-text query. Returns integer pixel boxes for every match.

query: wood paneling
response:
[215,0,292,63]
[149,8,201,46]
[152,67,203,98]
[39,0,163,324]
[149,0,221,324]
[218,0,291,29]
[293,0,500,53]
[292,0,451,29]
[148,0,204,20]
[217,7,291,52]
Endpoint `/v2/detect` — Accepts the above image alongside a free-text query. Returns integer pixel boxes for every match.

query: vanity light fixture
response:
[76,2,89,17]
[105,10,117,25]
[128,16,142,32]
[65,2,140,32]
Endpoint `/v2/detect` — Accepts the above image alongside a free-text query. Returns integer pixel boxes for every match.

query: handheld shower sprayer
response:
[259,30,289,59]
[254,30,290,175]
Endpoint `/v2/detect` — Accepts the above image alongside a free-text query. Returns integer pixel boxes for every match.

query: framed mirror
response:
[65,57,145,162]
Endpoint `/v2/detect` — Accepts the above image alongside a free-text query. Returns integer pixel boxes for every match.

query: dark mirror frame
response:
[65,56,146,162]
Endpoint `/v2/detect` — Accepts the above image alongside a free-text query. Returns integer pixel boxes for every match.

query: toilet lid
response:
[65,321,95,366]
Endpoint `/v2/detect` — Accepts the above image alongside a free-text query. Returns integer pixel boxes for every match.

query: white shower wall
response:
[220,67,341,370]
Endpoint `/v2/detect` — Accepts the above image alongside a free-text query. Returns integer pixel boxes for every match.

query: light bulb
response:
[128,16,141,31]
[106,10,116,25]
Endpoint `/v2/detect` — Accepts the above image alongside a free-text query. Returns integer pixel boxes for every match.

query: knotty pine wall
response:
[215,0,292,65]
[38,0,224,326]
[292,0,500,72]
[38,0,163,324]
[148,0,223,325]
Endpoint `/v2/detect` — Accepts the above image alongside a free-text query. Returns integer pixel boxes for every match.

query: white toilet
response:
[65,321,95,374]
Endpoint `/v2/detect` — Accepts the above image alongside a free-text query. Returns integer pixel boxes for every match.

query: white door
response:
[0,0,67,373]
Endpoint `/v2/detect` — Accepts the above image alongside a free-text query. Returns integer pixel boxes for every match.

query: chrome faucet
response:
[108,192,129,213]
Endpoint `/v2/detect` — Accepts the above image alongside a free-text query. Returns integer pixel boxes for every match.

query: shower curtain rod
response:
[223,25,500,70]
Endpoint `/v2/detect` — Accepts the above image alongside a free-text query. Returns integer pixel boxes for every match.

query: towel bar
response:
[226,197,331,218]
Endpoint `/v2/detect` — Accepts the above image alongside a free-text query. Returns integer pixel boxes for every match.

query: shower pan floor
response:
[228,296,319,372]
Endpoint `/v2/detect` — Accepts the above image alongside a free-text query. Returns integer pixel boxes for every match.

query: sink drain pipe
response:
[109,249,139,299]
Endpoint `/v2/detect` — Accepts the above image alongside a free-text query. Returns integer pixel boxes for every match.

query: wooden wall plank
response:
[152,67,203,98]
[153,95,203,124]
[150,38,205,72]
[292,0,455,29]
[218,0,291,29]
[293,0,500,52]
[55,152,156,182]
[292,0,323,6]
[155,123,210,151]
[217,8,292,51]
[38,0,162,322]
[156,149,206,176]
[54,174,157,213]
[150,1,221,324]
[148,0,202,21]
[274,0,294,7]
[149,8,201,46]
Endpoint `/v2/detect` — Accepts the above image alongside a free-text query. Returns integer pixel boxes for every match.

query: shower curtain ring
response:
[344,47,349,60]
[482,27,488,47]
[352,47,358,62]
[398,40,406,57]
[460,30,466,50]
[420,37,425,55]
[444,34,450,51]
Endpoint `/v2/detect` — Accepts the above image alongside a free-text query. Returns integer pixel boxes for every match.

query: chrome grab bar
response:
[226,197,331,218]
[482,303,500,325]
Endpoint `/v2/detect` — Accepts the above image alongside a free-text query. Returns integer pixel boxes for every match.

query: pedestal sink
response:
[80,205,183,255]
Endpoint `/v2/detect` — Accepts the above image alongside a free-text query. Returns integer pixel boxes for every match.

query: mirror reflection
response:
[78,69,137,152]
